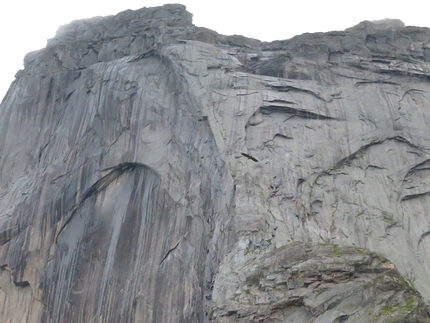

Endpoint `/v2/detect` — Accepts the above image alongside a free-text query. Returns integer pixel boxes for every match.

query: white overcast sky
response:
[1,0,429,101]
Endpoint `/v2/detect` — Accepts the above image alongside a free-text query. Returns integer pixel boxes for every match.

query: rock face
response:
[1,4,430,322]
[212,243,429,323]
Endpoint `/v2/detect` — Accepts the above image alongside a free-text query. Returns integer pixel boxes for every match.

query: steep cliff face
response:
[1,4,430,322]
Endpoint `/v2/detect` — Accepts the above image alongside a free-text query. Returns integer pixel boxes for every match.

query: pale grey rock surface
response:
[1,4,430,322]
[212,243,428,322]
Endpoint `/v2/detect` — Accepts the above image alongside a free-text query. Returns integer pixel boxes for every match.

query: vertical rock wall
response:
[0,4,430,322]
[0,5,235,322]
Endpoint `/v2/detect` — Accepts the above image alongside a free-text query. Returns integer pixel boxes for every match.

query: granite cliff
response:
[1,4,430,322]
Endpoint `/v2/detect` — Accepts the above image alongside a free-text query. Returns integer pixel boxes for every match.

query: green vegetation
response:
[356,211,365,217]
[377,297,418,319]
[380,304,394,315]
[332,244,343,256]
[381,211,395,223]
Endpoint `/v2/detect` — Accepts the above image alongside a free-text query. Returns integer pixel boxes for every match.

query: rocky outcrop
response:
[212,243,429,322]
[1,4,430,322]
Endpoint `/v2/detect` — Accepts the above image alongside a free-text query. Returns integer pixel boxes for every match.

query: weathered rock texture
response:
[1,4,430,322]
